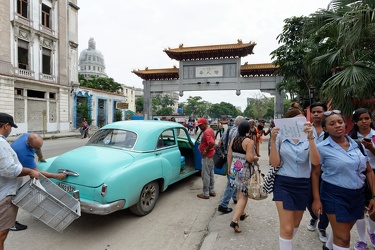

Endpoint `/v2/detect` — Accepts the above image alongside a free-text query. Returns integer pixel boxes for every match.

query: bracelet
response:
[308,136,315,141]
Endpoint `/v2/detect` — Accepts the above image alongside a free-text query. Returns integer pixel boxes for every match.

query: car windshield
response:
[87,129,137,149]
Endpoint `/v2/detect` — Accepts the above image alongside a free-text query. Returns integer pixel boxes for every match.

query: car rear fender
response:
[99,156,166,208]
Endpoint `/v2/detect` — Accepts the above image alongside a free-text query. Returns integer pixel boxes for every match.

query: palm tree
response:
[306,0,375,114]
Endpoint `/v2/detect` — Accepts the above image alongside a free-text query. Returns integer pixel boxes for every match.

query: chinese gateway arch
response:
[133,40,284,119]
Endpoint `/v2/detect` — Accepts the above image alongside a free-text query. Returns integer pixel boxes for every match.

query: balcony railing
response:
[15,68,34,78]
[40,73,56,82]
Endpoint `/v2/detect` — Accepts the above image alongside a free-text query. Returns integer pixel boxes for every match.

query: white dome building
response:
[78,38,107,78]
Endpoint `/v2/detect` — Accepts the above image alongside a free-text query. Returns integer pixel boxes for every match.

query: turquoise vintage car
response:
[39,120,225,216]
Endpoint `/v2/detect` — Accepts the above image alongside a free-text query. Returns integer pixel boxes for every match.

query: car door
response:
[194,131,226,175]
[157,129,181,184]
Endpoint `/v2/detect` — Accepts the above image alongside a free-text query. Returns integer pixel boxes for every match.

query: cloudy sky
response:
[77,0,331,111]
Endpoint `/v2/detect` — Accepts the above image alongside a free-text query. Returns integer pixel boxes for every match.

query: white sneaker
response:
[307,219,317,231]
[318,230,328,243]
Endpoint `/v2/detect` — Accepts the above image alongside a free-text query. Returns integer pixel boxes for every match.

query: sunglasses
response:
[323,110,341,116]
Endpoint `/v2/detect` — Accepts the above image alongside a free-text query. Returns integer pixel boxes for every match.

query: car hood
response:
[47,146,135,187]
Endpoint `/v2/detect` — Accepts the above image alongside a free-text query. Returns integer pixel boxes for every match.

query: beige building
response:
[0,0,79,133]
[122,85,136,112]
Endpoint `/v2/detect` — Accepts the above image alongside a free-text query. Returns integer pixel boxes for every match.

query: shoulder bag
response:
[213,146,226,169]
[248,165,268,200]
[263,137,283,194]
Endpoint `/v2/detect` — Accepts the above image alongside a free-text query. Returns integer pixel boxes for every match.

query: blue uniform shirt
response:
[357,128,375,169]
[318,135,367,189]
[10,133,37,169]
[276,136,311,178]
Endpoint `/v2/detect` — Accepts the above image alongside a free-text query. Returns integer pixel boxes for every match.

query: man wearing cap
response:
[0,113,39,249]
[197,118,216,199]
[9,133,66,231]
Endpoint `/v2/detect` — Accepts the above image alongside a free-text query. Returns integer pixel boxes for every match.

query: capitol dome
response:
[78,38,107,78]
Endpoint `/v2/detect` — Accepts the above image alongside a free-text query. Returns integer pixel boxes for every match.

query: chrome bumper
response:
[80,200,125,215]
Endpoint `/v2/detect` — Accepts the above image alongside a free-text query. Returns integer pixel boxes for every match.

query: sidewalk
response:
[7,131,82,143]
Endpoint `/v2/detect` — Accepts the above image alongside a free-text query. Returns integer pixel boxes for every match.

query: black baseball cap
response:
[0,113,18,128]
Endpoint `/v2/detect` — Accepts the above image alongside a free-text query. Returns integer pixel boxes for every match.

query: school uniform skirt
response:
[273,175,310,210]
[320,181,364,222]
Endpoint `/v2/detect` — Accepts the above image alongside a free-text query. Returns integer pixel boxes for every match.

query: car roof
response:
[100,120,186,151]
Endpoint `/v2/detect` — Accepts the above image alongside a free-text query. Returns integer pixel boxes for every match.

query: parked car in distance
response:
[39,120,225,216]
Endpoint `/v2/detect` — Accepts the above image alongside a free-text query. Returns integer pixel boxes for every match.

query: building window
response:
[17,0,28,18]
[49,93,56,99]
[27,89,45,99]
[15,88,23,96]
[88,66,91,70]
[18,39,29,70]
[93,66,96,71]
[41,4,51,28]
[88,56,91,61]
[42,47,51,75]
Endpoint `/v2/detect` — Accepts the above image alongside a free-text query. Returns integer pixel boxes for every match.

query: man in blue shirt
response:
[10,133,66,231]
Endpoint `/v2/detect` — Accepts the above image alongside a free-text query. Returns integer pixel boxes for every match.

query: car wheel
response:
[130,181,159,216]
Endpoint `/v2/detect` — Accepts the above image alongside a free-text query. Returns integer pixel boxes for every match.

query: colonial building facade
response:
[0,0,79,133]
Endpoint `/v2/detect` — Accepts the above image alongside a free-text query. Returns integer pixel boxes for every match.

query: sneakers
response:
[218,205,233,214]
[368,228,375,247]
[354,241,367,250]
[9,221,27,231]
[322,244,330,250]
[307,219,317,231]
[318,229,328,243]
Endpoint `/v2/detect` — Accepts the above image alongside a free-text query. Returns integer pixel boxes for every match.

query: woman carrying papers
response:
[269,102,320,250]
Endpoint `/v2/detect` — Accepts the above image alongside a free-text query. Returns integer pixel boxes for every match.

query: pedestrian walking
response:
[305,102,329,243]
[197,118,216,199]
[269,102,320,250]
[217,116,244,213]
[228,121,258,233]
[348,108,375,250]
[312,110,375,250]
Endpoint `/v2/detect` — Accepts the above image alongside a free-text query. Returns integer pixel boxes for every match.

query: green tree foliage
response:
[182,96,206,117]
[152,94,175,115]
[135,95,175,115]
[78,74,122,94]
[306,0,375,114]
[243,95,274,120]
[135,97,143,113]
[270,16,328,106]
[208,102,240,119]
[114,110,123,121]
[271,0,375,114]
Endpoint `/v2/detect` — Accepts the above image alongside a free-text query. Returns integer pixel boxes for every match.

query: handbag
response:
[247,165,268,200]
[262,166,279,194]
[262,136,283,194]
[213,146,227,169]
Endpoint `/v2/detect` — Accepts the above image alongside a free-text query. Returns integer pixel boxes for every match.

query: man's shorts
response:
[0,196,18,231]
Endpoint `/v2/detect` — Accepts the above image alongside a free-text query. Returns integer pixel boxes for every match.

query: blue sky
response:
[78,0,331,110]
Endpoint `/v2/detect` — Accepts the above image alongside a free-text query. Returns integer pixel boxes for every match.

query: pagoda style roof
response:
[132,63,278,80]
[164,40,256,61]
[132,66,179,81]
[240,62,279,77]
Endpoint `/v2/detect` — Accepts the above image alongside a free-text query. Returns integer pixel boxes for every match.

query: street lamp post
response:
[309,86,315,106]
